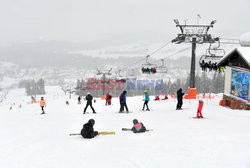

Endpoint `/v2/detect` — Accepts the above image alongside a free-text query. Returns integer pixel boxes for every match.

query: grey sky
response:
[0,0,250,44]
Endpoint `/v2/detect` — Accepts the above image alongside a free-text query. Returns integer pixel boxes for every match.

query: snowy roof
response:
[217,47,250,69]
[237,47,250,64]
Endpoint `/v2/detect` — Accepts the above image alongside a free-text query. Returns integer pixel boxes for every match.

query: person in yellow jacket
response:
[40,97,46,114]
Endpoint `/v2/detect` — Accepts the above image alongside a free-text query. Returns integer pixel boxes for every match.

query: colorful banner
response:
[231,70,250,100]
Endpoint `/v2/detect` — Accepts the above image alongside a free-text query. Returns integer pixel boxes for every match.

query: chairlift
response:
[141,55,157,74]
[157,59,168,73]
[199,41,225,72]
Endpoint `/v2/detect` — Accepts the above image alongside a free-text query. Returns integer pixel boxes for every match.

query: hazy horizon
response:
[0,0,249,45]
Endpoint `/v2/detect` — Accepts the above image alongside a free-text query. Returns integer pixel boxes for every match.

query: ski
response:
[99,131,115,135]
[122,128,153,131]
[192,117,207,119]
[69,131,115,136]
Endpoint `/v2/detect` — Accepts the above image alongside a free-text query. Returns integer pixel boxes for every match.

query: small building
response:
[217,47,250,110]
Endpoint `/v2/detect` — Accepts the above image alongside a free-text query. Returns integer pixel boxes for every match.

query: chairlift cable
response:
[122,40,173,70]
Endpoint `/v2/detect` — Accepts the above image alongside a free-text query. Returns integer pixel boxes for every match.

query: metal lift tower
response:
[96,68,112,95]
[172,19,218,88]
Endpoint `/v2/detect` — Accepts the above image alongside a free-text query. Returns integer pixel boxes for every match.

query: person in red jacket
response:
[40,97,46,114]
[196,100,204,118]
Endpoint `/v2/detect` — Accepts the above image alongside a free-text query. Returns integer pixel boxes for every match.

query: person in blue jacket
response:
[119,90,129,113]
[176,88,185,110]
[142,90,150,111]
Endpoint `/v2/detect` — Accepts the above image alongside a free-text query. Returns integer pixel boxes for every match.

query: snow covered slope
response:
[0,86,250,168]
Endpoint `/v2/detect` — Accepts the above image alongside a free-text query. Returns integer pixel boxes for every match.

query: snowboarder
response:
[80,119,98,139]
[83,93,96,114]
[142,90,150,111]
[78,96,81,104]
[40,97,46,114]
[66,101,69,105]
[119,90,129,113]
[176,88,184,110]
[132,119,146,133]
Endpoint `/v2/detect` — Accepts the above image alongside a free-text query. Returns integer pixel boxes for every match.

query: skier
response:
[66,101,69,105]
[83,93,96,114]
[132,119,146,133]
[196,100,204,118]
[142,90,150,111]
[119,90,129,113]
[80,119,98,139]
[78,96,81,104]
[107,94,112,105]
[176,88,185,110]
[105,93,110,105]
[40,97,46,114]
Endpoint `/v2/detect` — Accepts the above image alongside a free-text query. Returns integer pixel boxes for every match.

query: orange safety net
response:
[184,88,197,99]
[101,95,106,100]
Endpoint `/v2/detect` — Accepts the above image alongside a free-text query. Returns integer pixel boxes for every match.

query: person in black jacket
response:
[81,119,98,139]
[176,88,185,110]
[83,93,96,114]
[132,119,146,133]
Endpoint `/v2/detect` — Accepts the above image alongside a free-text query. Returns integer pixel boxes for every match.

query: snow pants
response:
[84,103,95,113]
[176,100,183,110]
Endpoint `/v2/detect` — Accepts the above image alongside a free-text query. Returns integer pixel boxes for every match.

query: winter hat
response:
[199,100,204,103]
[123,90,127,94]
[87,92,90,95]
[88,119,95,125]
[144,90,148,93]
[133,119,138,124]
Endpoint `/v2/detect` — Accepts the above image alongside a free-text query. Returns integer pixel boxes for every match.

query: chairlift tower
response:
[172,19,218,88]
[96,68,112,95]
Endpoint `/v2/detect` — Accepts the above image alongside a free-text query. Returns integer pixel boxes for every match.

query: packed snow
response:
[0,86,250,168]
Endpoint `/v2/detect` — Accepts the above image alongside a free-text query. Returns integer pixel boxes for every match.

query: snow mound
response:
[240,32,250,47]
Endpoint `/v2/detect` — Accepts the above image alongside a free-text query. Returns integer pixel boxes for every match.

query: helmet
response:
[144,90,147,93]
[133,119,138,124]
[88,119,95,125]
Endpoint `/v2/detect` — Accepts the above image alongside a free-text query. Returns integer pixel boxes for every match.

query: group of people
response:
[141,67,157,74]
[81,118,146,139]
[200,60,225,72]
[119,90,151,113]
[38,88,184,116]
[80,90,151,114]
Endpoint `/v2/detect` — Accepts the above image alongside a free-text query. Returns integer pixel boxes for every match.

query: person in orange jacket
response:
[40,97,46,114]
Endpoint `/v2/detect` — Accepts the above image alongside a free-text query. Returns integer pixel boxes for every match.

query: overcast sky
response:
[0,0,250,44]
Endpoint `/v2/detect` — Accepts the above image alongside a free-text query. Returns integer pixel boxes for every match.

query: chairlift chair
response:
[157,59,168,73]
[199,41,225,72]
[141,55,157,74]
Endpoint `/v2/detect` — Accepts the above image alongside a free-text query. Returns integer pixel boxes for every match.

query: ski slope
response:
[0,86,250,168]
